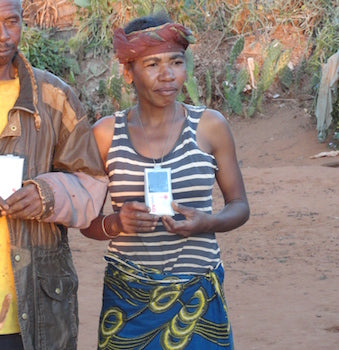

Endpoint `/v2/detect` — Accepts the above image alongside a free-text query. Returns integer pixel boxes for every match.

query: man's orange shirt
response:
[0,77,20,334]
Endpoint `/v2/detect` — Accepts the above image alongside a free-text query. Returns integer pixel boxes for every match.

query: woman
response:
[81,12,250,350]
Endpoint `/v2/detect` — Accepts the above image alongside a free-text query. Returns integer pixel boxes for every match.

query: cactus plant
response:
[107,61,122,103]
[183,48,200,105]
[247,40,290,117]
[223,36,248,115]
[106,60,135,111]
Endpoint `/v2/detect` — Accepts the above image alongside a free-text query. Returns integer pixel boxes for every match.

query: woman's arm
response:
[80,115,159,240]
[81,202,159,240]
[205,108,250,231]
[80,116,115,239]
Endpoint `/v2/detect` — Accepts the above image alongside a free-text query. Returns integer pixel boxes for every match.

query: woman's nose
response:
[159,65,175,80]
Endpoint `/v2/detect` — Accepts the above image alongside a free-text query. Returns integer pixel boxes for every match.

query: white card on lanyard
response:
[144,167,174,216]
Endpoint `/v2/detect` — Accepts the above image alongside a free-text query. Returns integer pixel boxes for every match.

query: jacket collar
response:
[12,51,41,130]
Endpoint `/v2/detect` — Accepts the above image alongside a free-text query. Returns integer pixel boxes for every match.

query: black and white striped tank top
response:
[106,104,222,275]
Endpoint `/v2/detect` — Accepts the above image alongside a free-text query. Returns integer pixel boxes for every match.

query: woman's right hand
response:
[117,201,159,233]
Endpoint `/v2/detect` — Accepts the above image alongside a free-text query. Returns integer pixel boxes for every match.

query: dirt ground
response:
[68,97,338,350]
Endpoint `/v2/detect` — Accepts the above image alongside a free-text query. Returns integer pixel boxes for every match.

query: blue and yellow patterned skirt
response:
[98,253,234,350]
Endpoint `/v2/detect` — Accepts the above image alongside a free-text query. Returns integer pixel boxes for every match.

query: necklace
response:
[136,103,177,168]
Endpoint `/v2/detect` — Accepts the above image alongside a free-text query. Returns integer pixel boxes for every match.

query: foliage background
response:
[20,0,339,145]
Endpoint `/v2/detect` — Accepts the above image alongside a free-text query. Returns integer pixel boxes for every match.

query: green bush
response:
[20,0,338,124]
[19,26,79,82]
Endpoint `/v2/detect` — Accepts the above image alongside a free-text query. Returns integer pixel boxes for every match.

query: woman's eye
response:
[174,60,184,65]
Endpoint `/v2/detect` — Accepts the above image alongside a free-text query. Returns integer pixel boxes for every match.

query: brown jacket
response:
[0,52,107,350]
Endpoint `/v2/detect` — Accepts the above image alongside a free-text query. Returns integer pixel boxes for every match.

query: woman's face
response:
[125,51,187,107]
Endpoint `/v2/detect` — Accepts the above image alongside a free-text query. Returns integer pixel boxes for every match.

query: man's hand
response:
[0,196,9,215]
[0,184,43,219]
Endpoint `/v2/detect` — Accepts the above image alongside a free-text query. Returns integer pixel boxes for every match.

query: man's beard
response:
[0,44,17,66]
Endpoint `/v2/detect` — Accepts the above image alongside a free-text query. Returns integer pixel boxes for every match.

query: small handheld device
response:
[144,167,174,216]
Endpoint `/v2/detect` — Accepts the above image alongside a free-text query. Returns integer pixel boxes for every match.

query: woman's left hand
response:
[161,201,209,237]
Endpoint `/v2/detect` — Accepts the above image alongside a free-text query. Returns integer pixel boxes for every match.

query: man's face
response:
[0,0,22,70]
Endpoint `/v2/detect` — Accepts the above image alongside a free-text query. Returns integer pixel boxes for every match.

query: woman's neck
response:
[136,102,179,127]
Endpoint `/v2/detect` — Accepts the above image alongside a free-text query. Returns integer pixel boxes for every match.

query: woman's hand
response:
[81,201,160,240]
[118,201,159,233]
[161,202,210,237]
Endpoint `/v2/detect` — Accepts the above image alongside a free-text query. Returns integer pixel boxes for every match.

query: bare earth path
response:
[69,99,338,350]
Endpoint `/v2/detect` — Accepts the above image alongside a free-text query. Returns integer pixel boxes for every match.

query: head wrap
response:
[113,23,195,64]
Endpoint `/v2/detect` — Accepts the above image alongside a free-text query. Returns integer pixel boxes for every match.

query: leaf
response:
[185,48,194,76]
[177,91,185,102]
[229,36,244,66]
[236,69,249,95]
[227,89,242,115]
[278,65,293,89]
[185,76,200,105]
[275,50,290,73]
[74,0,91,8]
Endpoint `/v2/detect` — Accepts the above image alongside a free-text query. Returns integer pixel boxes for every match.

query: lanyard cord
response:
[136,103,177,167]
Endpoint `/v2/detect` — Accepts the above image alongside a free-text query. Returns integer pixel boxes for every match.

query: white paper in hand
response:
[0,155,24,199]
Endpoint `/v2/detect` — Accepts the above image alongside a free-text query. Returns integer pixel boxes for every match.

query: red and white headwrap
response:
[113,23,195,64]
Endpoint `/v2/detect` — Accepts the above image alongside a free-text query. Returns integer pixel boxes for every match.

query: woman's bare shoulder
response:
[92,115,116,166]
[201,108,230,126]
[93,115,115,133]
[197,108,235,155]
[199,108,233,138]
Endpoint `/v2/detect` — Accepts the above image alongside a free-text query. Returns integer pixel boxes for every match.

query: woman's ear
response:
[123,64,133,84]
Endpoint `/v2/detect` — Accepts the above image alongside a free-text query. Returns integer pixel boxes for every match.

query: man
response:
[0,0,108,349]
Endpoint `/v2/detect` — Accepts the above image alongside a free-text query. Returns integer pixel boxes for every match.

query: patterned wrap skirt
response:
[98,253,234,350]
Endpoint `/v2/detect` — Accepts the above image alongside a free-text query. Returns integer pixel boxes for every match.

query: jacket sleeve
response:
[34,172,108,229]
[29,73,109,228]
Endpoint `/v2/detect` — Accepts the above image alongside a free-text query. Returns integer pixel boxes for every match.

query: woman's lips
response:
[155,87,177,96]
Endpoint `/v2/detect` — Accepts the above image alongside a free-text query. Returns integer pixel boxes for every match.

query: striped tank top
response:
[106,103,222,275]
